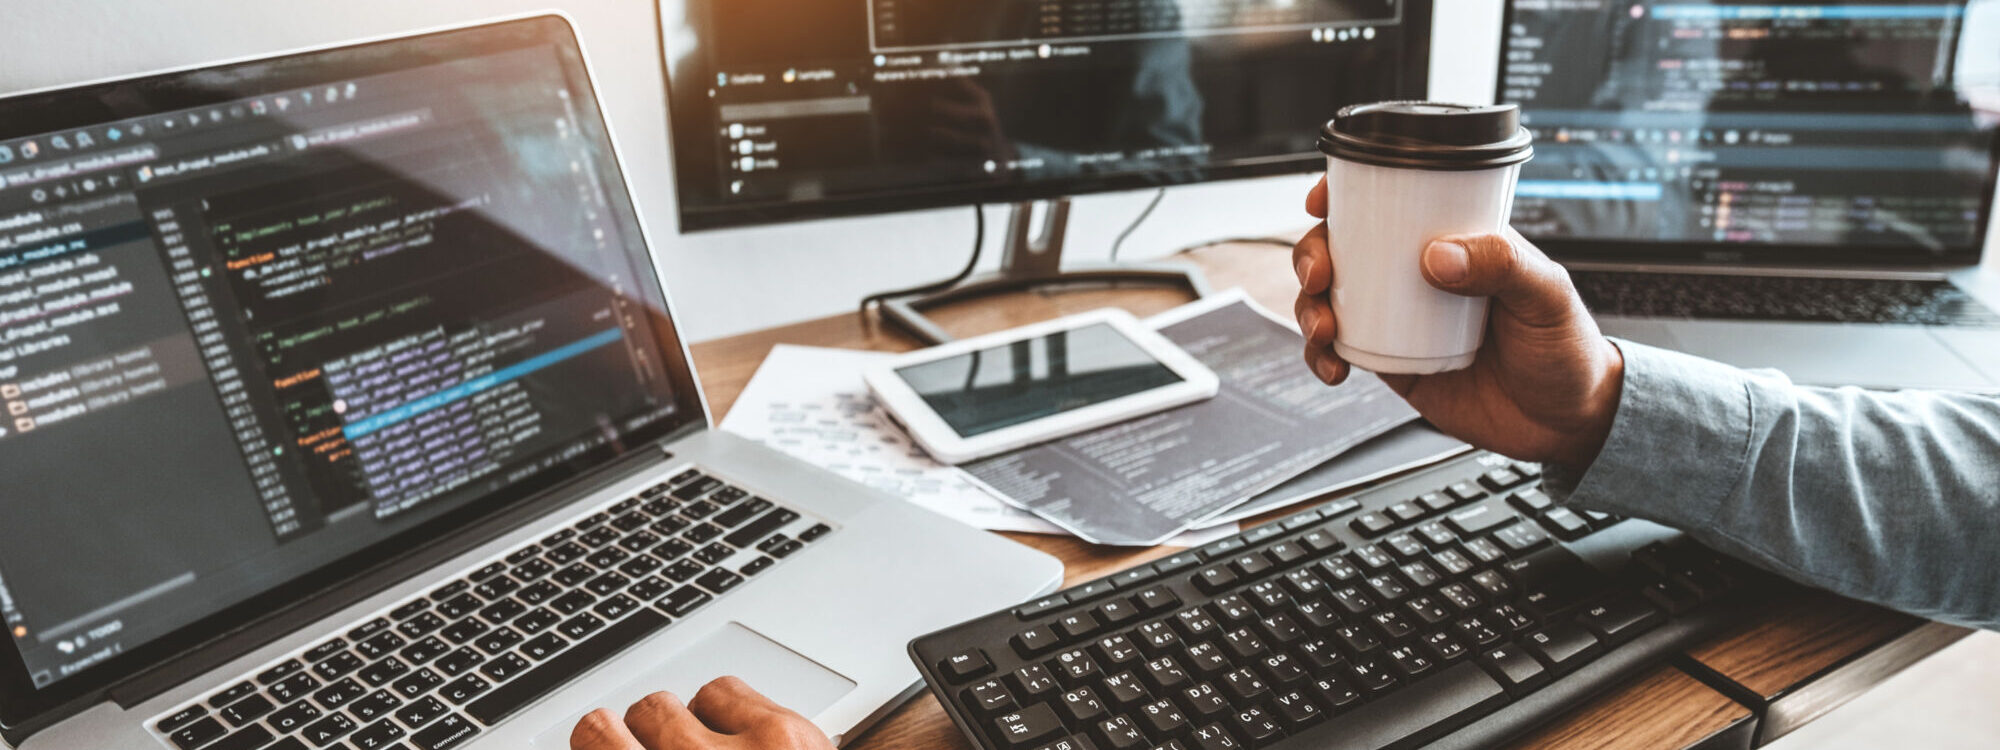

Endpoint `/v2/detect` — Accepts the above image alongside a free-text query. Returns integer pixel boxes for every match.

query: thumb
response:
[1419,229,1577,327]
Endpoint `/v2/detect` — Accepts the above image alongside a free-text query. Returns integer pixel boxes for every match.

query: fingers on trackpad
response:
[533,622,856,747]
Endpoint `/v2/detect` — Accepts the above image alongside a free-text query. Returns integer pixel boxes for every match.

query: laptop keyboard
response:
[150,467,833,750]
[909,452,1770,750]
[1572,270,2000,327]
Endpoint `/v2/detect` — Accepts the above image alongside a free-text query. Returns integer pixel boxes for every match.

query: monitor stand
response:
[878,198,1211,344]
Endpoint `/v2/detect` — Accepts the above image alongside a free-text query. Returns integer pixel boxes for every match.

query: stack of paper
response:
[718,291,1467,546]
[717,344,1061,534]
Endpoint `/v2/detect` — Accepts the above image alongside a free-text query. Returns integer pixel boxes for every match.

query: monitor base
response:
[879,264,1211,344]
[874,199,1210,344]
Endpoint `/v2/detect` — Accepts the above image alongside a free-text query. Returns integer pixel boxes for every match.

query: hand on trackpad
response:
[537,623,855,749]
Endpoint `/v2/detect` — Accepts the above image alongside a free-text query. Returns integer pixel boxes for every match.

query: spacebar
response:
[1298,662,1508,750]
[465,609,671,725]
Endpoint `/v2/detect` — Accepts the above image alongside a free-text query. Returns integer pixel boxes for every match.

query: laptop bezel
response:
[1493,1,2000,270]
[0,13,712,738]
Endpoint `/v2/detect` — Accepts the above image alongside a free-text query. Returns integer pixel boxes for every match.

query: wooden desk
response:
[688,241,1958,750]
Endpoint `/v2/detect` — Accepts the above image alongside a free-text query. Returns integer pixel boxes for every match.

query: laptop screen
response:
[0,16,701,720]
[1500,1,1999,262]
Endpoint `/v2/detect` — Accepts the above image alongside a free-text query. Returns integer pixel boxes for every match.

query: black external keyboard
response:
[1572,270,2000,327]
[151,467,833,750]
[910,451,1777,750]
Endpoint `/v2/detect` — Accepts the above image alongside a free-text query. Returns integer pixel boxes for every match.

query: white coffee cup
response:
[1316,102,1534,374]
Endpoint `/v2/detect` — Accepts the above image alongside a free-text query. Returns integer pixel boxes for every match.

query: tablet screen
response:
[893,323,1184,438]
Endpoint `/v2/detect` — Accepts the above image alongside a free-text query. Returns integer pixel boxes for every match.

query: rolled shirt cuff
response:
[1542,339,1776,527]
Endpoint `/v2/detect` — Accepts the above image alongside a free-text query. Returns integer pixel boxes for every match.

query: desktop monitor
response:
[1499,0,2000,265]
[656,0,1436,339]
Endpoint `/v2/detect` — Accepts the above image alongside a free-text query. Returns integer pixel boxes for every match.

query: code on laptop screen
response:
[0,23,685,691]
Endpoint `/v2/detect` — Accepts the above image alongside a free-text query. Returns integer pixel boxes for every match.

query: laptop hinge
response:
[105,443,681,710]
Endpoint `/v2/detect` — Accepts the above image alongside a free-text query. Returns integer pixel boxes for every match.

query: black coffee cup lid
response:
[1318,101,1533,171]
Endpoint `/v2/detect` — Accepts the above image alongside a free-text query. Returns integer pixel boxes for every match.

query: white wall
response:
[0,0,1506,341]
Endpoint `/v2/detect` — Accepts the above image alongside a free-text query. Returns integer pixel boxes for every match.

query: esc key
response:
[941,648,992,682]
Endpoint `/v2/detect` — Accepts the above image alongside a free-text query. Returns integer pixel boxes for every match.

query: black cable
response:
[858,204,986,318]
[1108,187,1168,263]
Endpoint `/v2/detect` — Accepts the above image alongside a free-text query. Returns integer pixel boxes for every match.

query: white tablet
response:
[865,308,1220,464]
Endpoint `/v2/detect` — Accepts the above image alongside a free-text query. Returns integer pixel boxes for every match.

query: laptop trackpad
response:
[532,623,856,748]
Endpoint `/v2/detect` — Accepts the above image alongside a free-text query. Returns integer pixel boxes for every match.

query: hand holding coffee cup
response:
[1315,101,1534,374]
[1293,124,1628,467]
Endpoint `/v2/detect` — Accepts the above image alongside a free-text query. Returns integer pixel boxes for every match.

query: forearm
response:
[1546,340,2000,629]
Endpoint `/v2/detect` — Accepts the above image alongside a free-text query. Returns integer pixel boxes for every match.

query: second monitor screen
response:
[661,0,1435,229]
[1502,1,1996,253]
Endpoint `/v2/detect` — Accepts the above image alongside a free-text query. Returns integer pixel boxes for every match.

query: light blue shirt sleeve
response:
[1543,340,2000,630]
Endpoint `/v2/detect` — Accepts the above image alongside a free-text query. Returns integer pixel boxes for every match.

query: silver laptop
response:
[1500,1,2000,392]
[0,15,1059,750]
